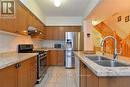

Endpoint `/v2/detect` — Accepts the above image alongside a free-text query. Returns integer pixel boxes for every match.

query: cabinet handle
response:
[15,63,21,69]
[15,63,19,69]
[18,63,21,67]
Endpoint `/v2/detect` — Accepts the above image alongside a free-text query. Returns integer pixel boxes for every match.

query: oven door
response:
[38,56,47,79]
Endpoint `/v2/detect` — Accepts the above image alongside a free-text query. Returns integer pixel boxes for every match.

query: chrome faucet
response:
[100,36,118,61]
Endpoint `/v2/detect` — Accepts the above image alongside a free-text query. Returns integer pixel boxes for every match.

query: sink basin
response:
[86,56,129,67]
[94,60,129,67]
[86,56,110,61]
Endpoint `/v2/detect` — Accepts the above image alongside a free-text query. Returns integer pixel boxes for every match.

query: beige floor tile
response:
[45,83,57,87]
[35,66,77,87]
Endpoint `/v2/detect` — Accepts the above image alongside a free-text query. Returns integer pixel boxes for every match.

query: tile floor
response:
[35,66,77,87]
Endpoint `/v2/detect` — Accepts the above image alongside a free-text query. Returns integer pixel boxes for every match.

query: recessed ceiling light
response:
[54,0,61,7]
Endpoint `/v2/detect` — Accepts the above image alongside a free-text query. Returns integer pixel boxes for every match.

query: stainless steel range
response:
[18,44,48,84]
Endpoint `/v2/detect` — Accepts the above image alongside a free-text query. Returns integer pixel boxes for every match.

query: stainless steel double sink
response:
[86,56,129,67]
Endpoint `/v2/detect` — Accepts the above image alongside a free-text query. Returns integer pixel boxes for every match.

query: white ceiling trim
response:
[44,17,83,26]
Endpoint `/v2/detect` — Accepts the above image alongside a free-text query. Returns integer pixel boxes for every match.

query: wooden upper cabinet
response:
[59,27,65,40]
[27,11,33,27]
[0,18,17,33]
[16,3,28,35]
[0,0,46,37]
[45,26,81,40]
[46,29,53,40]
[0,65,17,87]
[64,26,81,32]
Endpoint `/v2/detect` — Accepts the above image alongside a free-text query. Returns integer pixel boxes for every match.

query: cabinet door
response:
[18,59,30,87]
[0,18,17,33]
[0,65,17,87]
[46,29,53,40]
[17,3,28,35]
[27,11,34,26]
[59,28,65,40]
[49,50,58,65]
[29,57,37,87]
[87,68,98,87]
[53,29,59,40]
[80,62,87,87]
[57,51,64,65]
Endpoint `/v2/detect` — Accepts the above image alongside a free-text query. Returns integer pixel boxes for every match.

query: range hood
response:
[28,26,38,35]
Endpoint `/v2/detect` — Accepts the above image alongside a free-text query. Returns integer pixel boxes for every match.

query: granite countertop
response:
[0,52,38,69]
[74,51,130,77]
[34,48,65,51]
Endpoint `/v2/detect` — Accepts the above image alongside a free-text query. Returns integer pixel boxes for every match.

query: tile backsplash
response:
[0,31,42,53]
[41,40,65,48]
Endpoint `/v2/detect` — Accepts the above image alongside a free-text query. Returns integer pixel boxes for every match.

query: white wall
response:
[83,20,94,51]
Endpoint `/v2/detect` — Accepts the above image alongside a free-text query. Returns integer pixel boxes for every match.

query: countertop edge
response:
[73,51,130,77]
[0,53,38,70]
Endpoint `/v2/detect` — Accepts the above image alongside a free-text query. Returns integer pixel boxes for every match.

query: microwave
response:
[54,44,62,48]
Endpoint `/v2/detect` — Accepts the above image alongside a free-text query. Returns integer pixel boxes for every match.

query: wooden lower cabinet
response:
[80,61,130,87]
[18,58,30,87]
[18,57,37,87]
[49,50,58,66]
[80,61,87,87]
[0,65,18,87]
[87,68,98,87]
[48,50,64,66]
[57,51,64,65]
[29,58,37,87]
[0,57,37,87]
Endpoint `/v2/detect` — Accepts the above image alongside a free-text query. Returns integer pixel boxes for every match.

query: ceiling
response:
[35,0,90,17]
[20,0,101,26]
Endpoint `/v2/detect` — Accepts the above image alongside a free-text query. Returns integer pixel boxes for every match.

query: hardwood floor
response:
[35,66,77,87]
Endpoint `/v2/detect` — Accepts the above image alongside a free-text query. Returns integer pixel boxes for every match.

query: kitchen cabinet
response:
[0,57,37,87]
[49,50,58,65]
[87,67,98,87]
[45,26,81,40]
[0,65,18,87]
[19,57,37,87]
[18,57,37,87]
[18,58,30,87]
[57,51,65,65]
[48,50,65,66]
[45,29,53,40]
[80,61,87,87]
[29,57,37,87]
[0,18,17,33]
[0,0,46,37]
[17,2,28,35]
[79,60,130,87]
